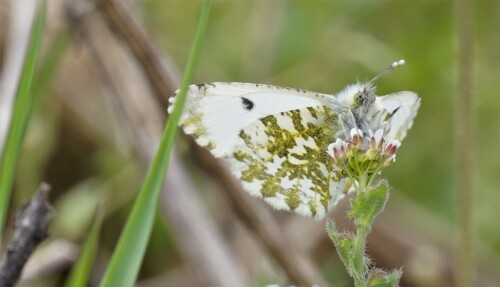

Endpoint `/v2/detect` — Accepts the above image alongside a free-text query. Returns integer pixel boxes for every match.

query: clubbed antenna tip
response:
[390,59,405,69]
[368,59,406,86]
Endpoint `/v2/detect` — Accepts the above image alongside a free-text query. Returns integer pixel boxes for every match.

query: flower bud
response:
[384,139,401,156]
[328,139,349,164]
[349,128,363,148]
[373,129,385,149]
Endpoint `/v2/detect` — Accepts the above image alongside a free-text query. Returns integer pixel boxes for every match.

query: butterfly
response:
[168,60,420,219]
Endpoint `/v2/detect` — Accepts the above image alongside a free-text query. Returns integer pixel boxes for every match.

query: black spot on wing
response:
[194,83,215,90]
[241,97,254,111]
[389,106,401,118]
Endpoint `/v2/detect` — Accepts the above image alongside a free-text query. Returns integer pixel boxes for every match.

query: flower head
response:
[327,128,401,187]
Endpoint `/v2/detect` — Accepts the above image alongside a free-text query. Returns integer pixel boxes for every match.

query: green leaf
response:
[0,0,46,234]
[98,1,211,287]
[349,183,389,230]
[326,220,355,277]
[65,207,104,287]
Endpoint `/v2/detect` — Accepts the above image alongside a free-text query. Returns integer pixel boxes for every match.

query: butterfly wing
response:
[375,91,420,140]
[169,82,349,219]
[168,82,331,157]
[229,106,350,219]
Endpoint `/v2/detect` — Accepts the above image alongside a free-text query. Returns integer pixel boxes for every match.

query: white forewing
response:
[375,91,420,140]
[168,82,331,157]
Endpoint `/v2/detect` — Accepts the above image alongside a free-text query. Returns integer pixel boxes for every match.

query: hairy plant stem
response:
[352,173,370,287]
[352,225,369,287]
[327,131,403,286]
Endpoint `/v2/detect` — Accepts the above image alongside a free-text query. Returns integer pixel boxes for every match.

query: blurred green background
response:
[1,0,499,286]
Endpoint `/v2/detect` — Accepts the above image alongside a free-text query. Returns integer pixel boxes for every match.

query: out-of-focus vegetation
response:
[0,0,45,233]
[100,2,210,286]
[1,1,499,286]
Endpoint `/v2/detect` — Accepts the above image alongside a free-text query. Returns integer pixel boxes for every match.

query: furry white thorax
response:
[331,82,380,138]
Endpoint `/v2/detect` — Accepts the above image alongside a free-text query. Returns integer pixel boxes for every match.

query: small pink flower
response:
[384,139,401,156]
[349,128,363,147]
[369,129,385,150]
[327,128,402,179]
[327,139,347,161]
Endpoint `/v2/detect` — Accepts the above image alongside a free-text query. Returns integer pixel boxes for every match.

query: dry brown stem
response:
[0,183,54,287]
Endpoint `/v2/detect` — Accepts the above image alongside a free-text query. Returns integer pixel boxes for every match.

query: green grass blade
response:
[98,1,211,286]
[65,207,104,287]
[33,28,72,102]
[0,0,46,234]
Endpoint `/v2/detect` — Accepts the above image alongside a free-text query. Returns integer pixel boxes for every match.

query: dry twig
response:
[96,0,180,107]
[0,183,54,287]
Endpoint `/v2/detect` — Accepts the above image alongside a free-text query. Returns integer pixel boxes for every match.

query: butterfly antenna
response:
[367,59,405,86]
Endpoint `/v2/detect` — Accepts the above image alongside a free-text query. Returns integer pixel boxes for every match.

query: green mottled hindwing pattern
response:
[229,105,349,219]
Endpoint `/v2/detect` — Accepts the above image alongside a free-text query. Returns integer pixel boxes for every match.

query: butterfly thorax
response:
[333,83,381,137]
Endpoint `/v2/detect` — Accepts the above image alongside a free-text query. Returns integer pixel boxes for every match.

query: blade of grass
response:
[65,207,104,287]
[0,0,46,234]
[98,1,211,286]
[33,28,72,105]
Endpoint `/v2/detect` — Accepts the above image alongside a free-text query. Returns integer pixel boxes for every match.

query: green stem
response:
[366,167,381,188]
[352,176,370,287]
[355,172,368,194]
[352,223,369,287]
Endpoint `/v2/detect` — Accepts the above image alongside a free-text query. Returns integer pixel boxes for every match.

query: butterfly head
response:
[337,83,375,111]
[334,60,407,137]
[355,83,377,110]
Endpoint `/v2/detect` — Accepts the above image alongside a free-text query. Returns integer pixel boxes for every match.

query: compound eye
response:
[356,93,363,103]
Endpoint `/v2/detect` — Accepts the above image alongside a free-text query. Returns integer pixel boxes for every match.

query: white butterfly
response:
[168,60,420,219]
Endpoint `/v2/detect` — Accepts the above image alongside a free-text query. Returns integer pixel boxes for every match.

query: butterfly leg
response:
[338,115,350,139]
[339,109,359,139]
